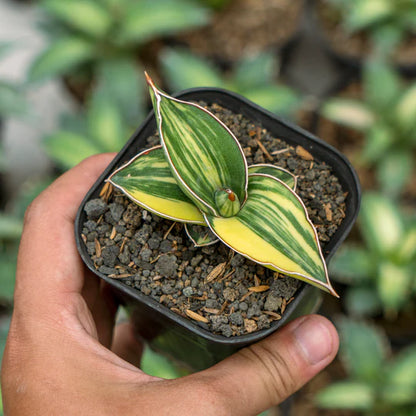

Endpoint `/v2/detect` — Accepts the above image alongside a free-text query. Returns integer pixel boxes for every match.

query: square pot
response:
[75,88,361,371]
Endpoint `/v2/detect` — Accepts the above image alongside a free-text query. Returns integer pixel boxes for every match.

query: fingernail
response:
[292,317,334,365]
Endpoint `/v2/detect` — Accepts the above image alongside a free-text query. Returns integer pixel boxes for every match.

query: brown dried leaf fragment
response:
[108,273,132,279]
[324,203,333,222]
[110,226,117,240]
[94,238,101,257]
[255,127,273,161]
[203,308,220,314]
[271,148,289,155]
[296,145,314,161]
[185,309,209,323]
[263,311,282,320]
[163,222,176,240]
[119,237,128,254]
[100,181,113,202]
[219,300,229,314]
[281,298,287,314]
[171,307,186,317]
[206,262,227,283]
[248,285,270,293]
[220,269,235,282]
[240,292,252,302]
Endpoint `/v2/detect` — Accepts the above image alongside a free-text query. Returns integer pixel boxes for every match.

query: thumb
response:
[188,314,339,416]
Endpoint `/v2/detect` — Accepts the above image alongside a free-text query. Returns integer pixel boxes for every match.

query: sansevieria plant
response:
[108,73,338,296]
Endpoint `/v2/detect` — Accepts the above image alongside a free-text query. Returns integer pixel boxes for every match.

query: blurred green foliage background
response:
[0,0,415,414]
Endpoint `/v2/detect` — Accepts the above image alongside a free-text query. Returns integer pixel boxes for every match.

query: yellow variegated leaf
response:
[108,146,204,224]
[248,164,297,190]
[205,174,337,295]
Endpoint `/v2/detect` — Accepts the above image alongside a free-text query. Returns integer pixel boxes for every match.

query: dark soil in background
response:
[180,0,303,63]
[316,0,416,66]
[81,103,347,337]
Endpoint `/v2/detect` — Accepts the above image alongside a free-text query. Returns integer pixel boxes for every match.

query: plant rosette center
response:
[108,73,338,297]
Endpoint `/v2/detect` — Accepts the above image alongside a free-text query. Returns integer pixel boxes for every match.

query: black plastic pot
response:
[75,88,361,371]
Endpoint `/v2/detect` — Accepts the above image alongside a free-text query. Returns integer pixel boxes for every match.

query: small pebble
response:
[84,199,107,219]
[183,287,193,297]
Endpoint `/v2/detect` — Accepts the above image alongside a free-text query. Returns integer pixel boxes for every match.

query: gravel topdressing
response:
[81,102,347,337]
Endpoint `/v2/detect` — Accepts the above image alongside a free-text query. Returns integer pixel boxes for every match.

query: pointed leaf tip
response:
[144,71,154,87]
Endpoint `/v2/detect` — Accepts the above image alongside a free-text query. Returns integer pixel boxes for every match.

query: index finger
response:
[14,154,115,310]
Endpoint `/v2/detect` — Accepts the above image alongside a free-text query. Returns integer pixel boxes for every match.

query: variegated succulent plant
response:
[108,73,338,296]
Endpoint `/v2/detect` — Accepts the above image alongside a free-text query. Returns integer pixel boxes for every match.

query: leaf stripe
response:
[205,174,335,294]
[108,146,205,224]
[248,164,297,190]
[239,176,321,275]
[148,77,248,216]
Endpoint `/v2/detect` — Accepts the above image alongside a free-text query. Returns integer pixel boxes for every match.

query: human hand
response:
[1,154,339,416]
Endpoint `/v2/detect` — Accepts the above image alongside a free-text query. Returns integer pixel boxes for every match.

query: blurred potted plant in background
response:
[316,318,416,415]
[314,0,416,72]
[0,42,29,140]
[0,43,31,309]
[321,59,416,196]
[29,0,212,104]
[330,193,416,320]
[159,48,302,119]
[43,80,132,170]
[179,0,305,64]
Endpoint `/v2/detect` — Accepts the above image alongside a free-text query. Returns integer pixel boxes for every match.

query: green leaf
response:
[147,74,247,217]
[322,98,375,131]
[233,52,277,90]
[315,381,375,410]
[345,287,382,317]
[383,347,416,406]
[41,0,112,38]
[184,224,218,247]
[329,245,375,284]
[337,318,389,382]
[360,193,404,256]
[160,48,223,91]
[397,226,416,263]
[361,125,394,164]
[205,174,336,295]
[377,261,413,315]
[44,131,102,169]
[0,82,28,119]
[377,151,413,196]
[243,85,300,118]
[108,146,204,224]
[396,82,416,132]
[386,346,416,400]
[363,59,401,112]
[0,215,23,240]
[119,0,210,44]
[29,37,94,82]
[0,253,17,300]
[247,164,296,190]
[347,0,392,32]
[87,88,126,152]
[96,58,145,126]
